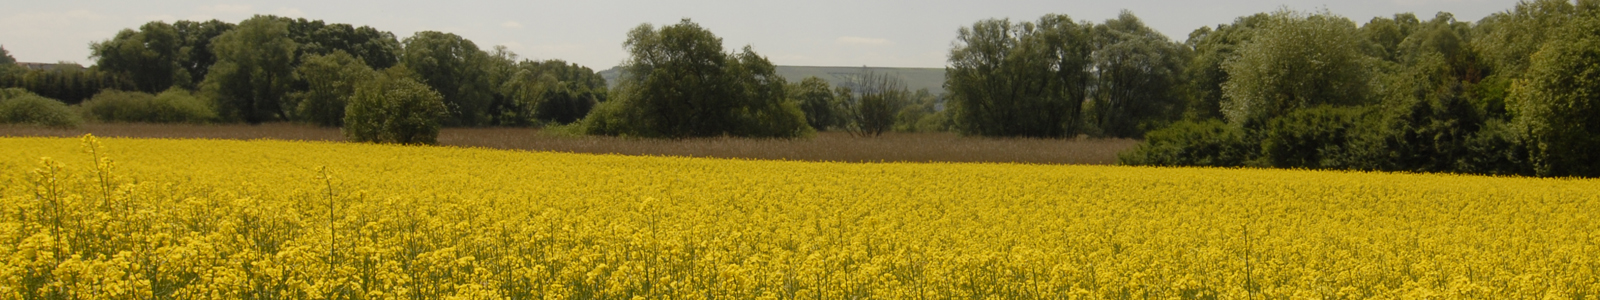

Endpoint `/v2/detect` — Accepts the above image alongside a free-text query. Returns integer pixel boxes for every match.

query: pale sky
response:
[3,0,1518,70]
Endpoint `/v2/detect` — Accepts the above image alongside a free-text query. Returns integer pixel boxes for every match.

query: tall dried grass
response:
[0,123,1136,165]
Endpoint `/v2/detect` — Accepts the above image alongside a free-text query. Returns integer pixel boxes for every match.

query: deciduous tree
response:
[947,14,1094,137]
[201,15,298,123]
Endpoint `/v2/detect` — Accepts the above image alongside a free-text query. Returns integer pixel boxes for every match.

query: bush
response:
[80,88,216,123]
[344,69,448,145]
[1260,106,1382,170]
[0,88,82,128]
[1119,120,1257,167]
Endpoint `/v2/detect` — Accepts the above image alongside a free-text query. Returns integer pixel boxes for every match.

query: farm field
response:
[1,136,1597,299]
[0,124,1136,165]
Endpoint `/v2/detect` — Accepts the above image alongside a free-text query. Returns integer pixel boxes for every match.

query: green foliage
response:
[585,19,809,138]
[0,46,21,77]
[1506,16,1600,177]
[838,69,908,137]
[527,60,607,125]
[173,20,236,89]
[291,50,376,127]
[1182,14,1270,121]
[893,89,951,133]
[344,67,448,145]
[202,15,298,124]
[1473,0,1590,79]
[487,53,608,126]
[1088,11,1187,138]
[1360,13,1421,61]
[1221,10,1373,127]
[90,20,237,92]
[1369,53,1483,173]
[948,15,1093,137]
[90,21,183,93]
[286,18,401,70]
[80,88,216,123]
[1260,106,1381,170]
[1119,119,1257,167]
[0,88,81,128]
[789,76,841,131]
[0,67,136,104]
[401,31,494,126]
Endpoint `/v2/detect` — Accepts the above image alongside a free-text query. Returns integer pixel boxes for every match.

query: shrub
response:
[1260,106,1382,170]
[0,88,82,128]
[344,69,448,145]
[81,88,216,123]
[1119,120,1257,167]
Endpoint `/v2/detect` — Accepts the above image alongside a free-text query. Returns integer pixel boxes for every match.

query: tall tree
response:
[1221,9,1372,127]
[90,21,183,93]
[1508,14,1600,177]
[789,76,840,131]
[514,59,608,125]
[837,69,908,137]
[1182,13,1270,121]
[1089,11,1186,138]
[292,50,376,127]
[947,14,1094,137]
[173,20,236,89]
[201,15,298,123]
[401,31,494,126]
[584,19,808,138]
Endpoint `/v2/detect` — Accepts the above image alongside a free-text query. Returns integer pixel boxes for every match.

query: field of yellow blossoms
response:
[0,135,1596,299]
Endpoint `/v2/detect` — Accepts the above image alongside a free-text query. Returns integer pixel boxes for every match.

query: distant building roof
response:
[16,62,86,72]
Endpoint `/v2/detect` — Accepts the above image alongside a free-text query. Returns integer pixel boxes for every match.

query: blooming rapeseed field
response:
[0,135,1596,299]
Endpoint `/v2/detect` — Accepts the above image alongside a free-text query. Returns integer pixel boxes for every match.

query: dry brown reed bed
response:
[1,123,1137,165]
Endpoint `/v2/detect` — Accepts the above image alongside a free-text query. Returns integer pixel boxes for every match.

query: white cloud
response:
[835,36,892,47]
[501,21,522,29]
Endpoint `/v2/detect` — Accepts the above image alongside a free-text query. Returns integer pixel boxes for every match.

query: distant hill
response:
[598,65,947,95]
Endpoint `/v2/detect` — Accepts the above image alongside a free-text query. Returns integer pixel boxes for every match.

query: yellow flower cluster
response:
[0,135,1596,299]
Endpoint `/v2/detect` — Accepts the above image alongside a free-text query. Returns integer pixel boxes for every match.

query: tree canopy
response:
[584,19,808,138]
[947,14,1094,138]
[201,15,298,123]
[1220,10,1372,128]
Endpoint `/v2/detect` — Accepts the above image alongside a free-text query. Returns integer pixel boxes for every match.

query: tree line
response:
[1115,0,1600,178]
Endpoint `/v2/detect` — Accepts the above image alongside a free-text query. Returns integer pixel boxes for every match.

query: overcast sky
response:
[3,0,1520,70]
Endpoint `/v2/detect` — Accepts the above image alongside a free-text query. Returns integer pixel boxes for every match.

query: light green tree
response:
[344,67,448,145]
[1221,9,1372,127]
[1507,15,1600,177]
[1183,14,1271,121]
